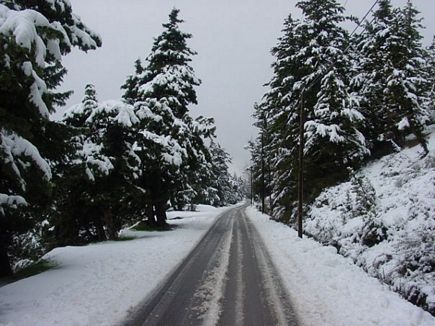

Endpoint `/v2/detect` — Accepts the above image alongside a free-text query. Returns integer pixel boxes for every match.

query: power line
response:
[348,0,380,40]
[308,0,380,91]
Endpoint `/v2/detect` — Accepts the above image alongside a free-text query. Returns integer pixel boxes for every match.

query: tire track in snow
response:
[191,211,234,325]
[242,209,297,326]
[126,205,298,326]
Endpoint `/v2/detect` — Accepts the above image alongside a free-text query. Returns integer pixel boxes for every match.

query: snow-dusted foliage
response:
[251,0,368,221]
[0,0,100,211]
[121,8,226,224]
[9,221,47,272]
[295,0,369,163]
[63,89,140,182]
[353,0,431,155]
[0,0,100,276]
[426,36,435,122]
[54,85,142,244]
[306,127,435,315]
[250,0,434,314]
[205,141,243,207]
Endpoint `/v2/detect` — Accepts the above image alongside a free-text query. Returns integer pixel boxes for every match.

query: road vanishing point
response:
[125,204,298,326]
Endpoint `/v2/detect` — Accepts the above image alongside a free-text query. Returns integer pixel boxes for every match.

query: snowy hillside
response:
[305,126,435,315]
[246,207,435,326]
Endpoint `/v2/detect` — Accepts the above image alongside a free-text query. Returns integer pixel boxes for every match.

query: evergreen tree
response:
[354,0,430,155]
[426,36,435,122]
[208,141,233,207]
[386,1,430,154]
[0,1,100,276]
[56,85,140,244]
[122,8,204,226]
[171,116,217,210]
[254,14,302,220]
[121,59,144,106]
[295,0,368,200]
[253,0,368,223]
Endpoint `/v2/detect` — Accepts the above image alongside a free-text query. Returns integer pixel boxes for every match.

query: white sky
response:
[59,0,435,174]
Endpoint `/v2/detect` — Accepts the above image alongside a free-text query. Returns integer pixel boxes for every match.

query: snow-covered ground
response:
[0,205,228,326]
[305,126,435,314]
[246,206,435,326]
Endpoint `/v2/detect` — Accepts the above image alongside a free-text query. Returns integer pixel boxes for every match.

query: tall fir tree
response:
[254,14,303,220]
[122,8,208,226]
[295,0,368,200]
[426,36,435,121]
[253,0,368,223]
[353,0,430,155]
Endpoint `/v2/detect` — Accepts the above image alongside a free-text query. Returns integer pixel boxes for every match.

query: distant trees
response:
[250,0,433,222]
[0,1,101,276]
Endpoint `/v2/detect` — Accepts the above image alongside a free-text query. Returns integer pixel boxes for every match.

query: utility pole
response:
[260,114,266,214]
[297,90,305,238]
[250,166,253,206]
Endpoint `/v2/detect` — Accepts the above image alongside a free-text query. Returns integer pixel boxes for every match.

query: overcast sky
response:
[59,0,435,174]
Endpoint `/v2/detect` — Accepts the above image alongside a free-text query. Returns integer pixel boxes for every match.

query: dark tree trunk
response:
[155,200,168,227]
[149,168,168,227]
[94,216,107,241]
[410,121,429,156]
[55,214,80,246]
[103,208,118,240]
[145,203,157,226]
[0,235,12,277]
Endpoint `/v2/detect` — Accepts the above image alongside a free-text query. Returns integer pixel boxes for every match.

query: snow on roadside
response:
[0,205,228,326]
[305,127,435,313]
[246,206,435,326]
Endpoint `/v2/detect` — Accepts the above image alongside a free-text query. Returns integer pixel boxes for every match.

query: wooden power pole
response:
[297,90,305,238]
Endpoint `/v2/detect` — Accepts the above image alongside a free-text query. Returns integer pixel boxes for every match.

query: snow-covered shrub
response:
[9,222,47,272]
[305,129,435,315]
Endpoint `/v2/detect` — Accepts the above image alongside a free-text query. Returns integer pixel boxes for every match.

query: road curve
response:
[124,205,298,326]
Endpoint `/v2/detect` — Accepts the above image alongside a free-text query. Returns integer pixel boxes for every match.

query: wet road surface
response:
[124,205,298,326]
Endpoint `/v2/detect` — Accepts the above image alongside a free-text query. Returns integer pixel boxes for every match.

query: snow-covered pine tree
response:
[121,59,144,106]
[255,14,302,221]
[208,141,234,207]
[171,115,217,210]
[295,0,369,200]
[384,1,430,154]
[426,36,435,122]
[353,0,430,155]
[253,1,368,223]
[251,103,272,214]
[122,8,204,226]
[0,1,100,276]
[57,85,140,244]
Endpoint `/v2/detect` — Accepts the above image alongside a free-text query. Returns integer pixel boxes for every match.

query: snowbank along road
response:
[125,204,298,326]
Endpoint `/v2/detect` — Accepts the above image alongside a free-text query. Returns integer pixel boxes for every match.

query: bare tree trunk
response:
[145,203,157,226]
[0,235,12,277]
[103,208,117,240]
[95,216,107,241]
[155,200,168,227]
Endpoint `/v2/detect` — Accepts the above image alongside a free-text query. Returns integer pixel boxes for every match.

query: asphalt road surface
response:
[125,205,298,326]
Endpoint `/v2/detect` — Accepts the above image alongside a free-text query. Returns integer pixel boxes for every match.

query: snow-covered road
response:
[127,204,297,326]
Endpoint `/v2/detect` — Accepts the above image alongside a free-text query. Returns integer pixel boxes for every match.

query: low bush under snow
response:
[305,126,435,315]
